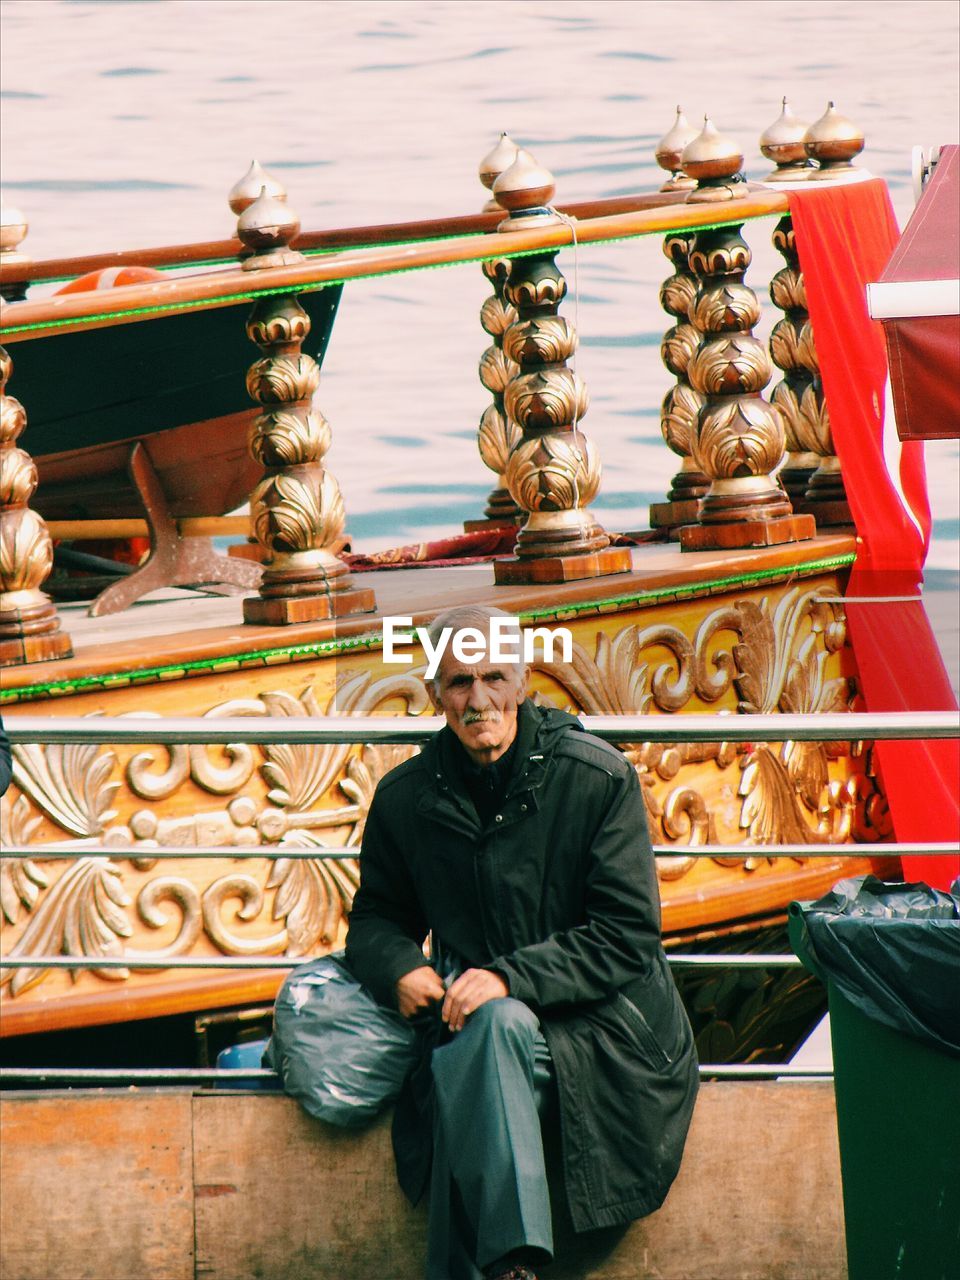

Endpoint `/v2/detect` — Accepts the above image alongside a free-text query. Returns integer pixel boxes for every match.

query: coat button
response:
[520,803,528,812]
[494,814,503,823]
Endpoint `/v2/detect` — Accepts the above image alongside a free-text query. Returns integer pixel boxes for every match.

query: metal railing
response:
[2,710,956,1085]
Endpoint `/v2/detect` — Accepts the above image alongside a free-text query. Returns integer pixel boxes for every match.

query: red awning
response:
[868,144,960,441]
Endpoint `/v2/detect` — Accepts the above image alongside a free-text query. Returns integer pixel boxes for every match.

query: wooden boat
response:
[0,112,945,1073]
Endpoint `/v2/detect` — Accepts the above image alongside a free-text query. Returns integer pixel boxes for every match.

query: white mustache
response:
[463,709,502,725]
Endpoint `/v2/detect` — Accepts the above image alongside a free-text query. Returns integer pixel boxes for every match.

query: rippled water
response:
[2,0,958,577]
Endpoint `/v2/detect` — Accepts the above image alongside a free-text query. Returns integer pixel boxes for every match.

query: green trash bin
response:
[789,876,960,1280]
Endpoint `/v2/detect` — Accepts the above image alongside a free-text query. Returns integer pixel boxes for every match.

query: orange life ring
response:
[55,265,164,294]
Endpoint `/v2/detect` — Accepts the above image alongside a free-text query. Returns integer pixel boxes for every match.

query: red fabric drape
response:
[788,180,959,888]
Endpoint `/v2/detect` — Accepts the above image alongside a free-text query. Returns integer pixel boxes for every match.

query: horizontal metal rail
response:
[0,1062,833,1085]
[0,841,939,861]
[5,711,958,745]
[0,953,805,971]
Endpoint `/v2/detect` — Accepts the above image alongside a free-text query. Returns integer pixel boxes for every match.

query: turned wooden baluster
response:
[678,119,815,552]
[649,111,708,534]
[784,104,863,525]
[237,187,375,625]
[0,345,73,666]
[768,215,820,504]
[465,134,522,532]
[491,151,631,584]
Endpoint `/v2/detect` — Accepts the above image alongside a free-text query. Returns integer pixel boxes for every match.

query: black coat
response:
[345,700,698,1232]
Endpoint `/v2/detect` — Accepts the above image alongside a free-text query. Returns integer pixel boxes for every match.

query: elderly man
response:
[346,605,698,1280]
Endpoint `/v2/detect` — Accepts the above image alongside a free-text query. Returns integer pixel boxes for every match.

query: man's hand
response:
[396,965,446,1018]
[442,968,509,1033]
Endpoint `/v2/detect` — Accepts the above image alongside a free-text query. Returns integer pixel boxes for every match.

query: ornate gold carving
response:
[651,232,709,527]
[493,155,626,577]
[237,195,373,624]
[0,346,72,665]
[468,136,523,529]
[680,221,807,544]
[12,726,119,837]
[768,216,823,502]
[0,668,431,996]
[530,587,864,881]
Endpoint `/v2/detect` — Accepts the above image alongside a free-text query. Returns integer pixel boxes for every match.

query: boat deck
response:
[3,533,858,699]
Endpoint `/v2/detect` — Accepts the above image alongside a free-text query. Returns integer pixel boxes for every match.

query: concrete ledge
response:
[0,1081,845,1280]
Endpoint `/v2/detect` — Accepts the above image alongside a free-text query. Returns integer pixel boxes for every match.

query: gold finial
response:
[0,196,30,267]
[655,106,699,191]
[760,98,812,182]
[236,186,304,271]
[228,159,287,215]
[804,101,865,180]
[493,149,561,230]
[682,117,746,203]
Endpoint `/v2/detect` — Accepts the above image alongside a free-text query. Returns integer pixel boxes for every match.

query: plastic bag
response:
[788,875,960,1055]
[263,951,418,1127]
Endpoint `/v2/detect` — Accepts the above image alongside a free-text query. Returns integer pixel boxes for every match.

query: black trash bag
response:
[789,874,960,1056]
[263,951,418,1127]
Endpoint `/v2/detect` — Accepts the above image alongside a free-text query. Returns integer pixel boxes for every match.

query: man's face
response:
[430,644,528,767]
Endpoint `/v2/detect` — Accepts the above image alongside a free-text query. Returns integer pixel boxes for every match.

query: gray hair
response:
[424,605,525,687]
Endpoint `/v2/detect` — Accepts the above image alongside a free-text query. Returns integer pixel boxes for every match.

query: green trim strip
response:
[2,213,779,338]
[33,232,485,287]
[0,551,854,706]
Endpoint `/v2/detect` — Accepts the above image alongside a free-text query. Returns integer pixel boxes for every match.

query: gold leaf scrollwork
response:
[506,431,601,513]
[690,283,762,335]
[504,368,589,433]
[661,383,704,458]
[769,266,806,313]
[660,273,698,320]
[505,261,568,311]
[478,405,522,474]
[0,389,27,442]
[0,507,54,592]
[502,316,577,367]
[250,409,331,468]
[661,323,701,379]
[480,293,516,338]
[688,335,772,397]
[479,346,519,396]
[0,794,46,925]
[0,445,38,507]
[245,353,321,406]
[245,297,311,348]
[694,399,785,479]
[1,858,132,995]
[12,719,119,837]
[252,468,345,554]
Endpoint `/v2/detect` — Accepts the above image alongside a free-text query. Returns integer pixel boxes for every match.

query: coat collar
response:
[415,701,564,834]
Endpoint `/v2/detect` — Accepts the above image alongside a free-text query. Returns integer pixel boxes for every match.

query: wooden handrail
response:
[0,191,789,339]
[0,190,691,286]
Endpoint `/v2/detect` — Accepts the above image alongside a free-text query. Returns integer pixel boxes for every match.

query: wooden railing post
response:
[465,134,522,533]
[787,103,864,526]
[650,111,707,534]
[677,119,815,552]
[0,345,73,666]
[235,185,375,625]
[491,151,631,584]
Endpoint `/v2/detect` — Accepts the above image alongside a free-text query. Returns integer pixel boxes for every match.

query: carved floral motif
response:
[1,586,890,998]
